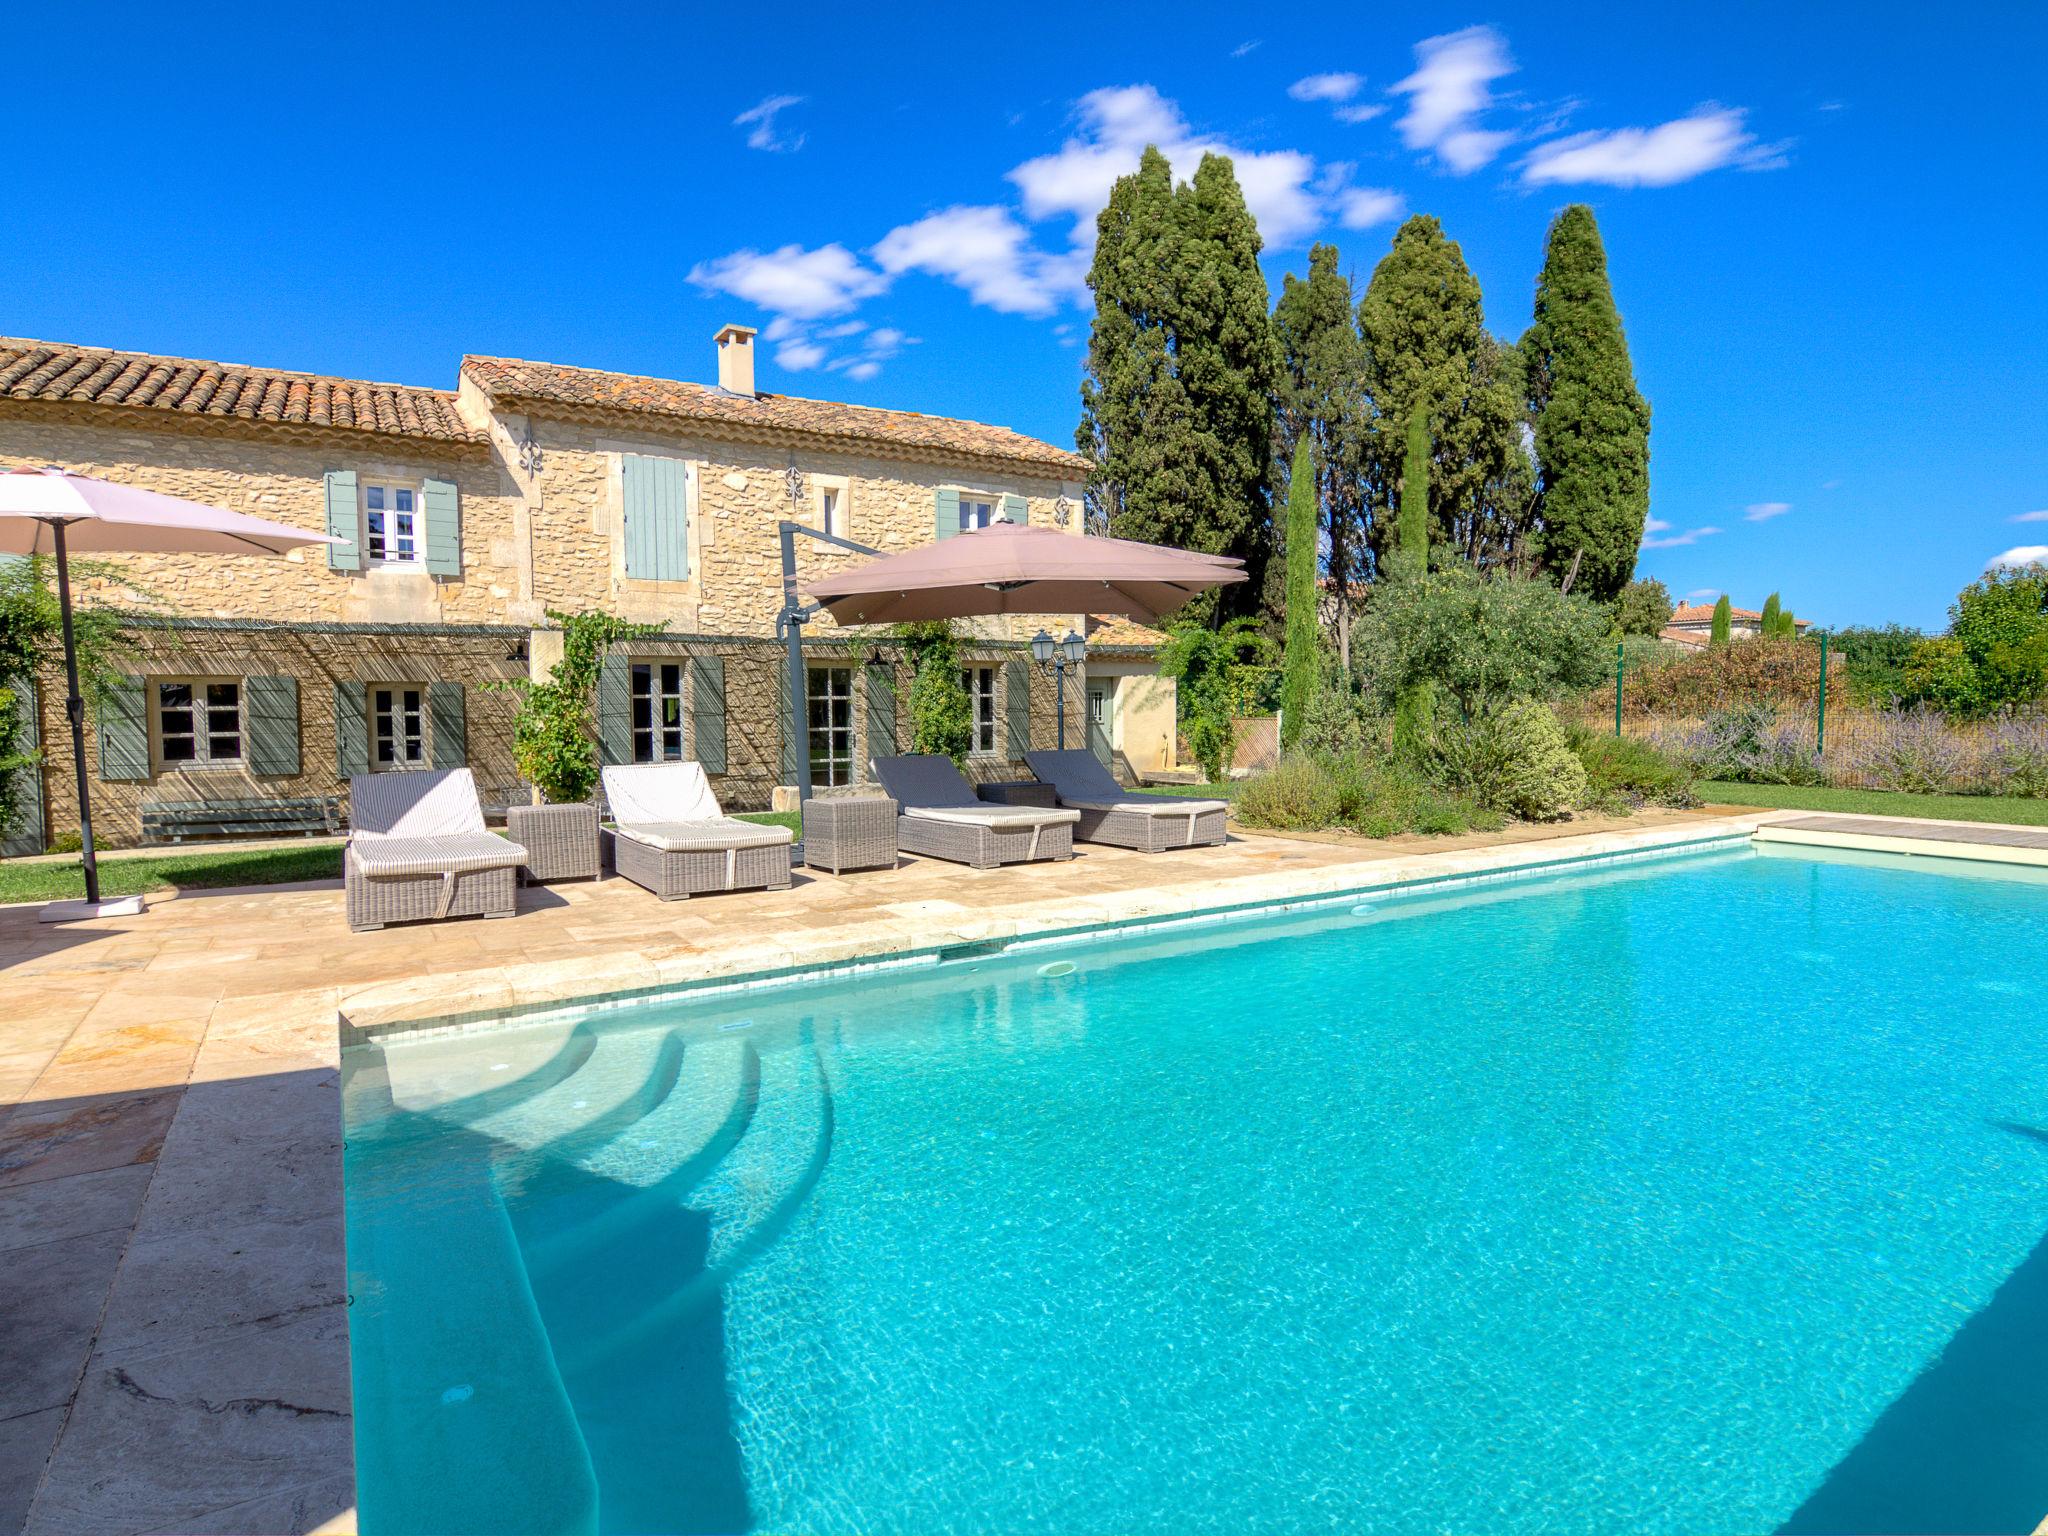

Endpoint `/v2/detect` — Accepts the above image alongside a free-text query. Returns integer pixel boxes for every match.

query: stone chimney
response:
[715,323,758,397]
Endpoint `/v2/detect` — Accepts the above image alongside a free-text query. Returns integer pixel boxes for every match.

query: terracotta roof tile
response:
[0,337,483,444]
[1085,615,1170,650]
[463,354,1087,474]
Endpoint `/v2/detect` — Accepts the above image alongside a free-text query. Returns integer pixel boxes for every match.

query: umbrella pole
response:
[50,523,101,907]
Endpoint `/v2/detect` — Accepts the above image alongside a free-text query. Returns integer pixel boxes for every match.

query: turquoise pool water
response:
[343,844,2048,1535]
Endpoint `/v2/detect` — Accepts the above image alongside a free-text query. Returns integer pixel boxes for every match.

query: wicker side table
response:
[507,801,601,884]
[802,796,898,874]
[977,780,1059,808]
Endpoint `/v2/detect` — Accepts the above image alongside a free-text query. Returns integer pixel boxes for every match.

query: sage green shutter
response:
[99,675,148,782]
[422,477,461,578]
[690,656,727,775]
[622,454,689,581]
[934,487,960,541]
[1005,659,1032,760]
[428,682,467,769]
[2,676,44,856]
[1001,493,1028,525]
[596,652,632,766]
[863,664,896,771]
[334,682,369,780]
[324,470,360,571]
[779,663,801,785]
[245,675,300,776]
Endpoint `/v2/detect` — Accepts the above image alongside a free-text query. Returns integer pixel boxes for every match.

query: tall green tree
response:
[1759,592,1783,638]
[1278,439,1318,749]
[1609,577,1674,638]
[1521,204,1652,602]
[1079,146,1279,620]
[1357,215,1531,578]
[1398,400,1431,577]
[1710,595,1733,647]
[1273,243,1366,661]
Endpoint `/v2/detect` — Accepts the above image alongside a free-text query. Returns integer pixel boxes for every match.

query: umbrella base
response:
[38,895,148,924]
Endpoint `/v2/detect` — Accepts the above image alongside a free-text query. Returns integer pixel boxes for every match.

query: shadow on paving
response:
[1778,1122,2048,1536]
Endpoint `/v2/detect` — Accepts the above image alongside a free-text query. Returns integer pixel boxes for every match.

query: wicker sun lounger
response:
[601,762,793,901]
[869,754,1079,869]
[1024,749,1229,852]
[345,768,528,932]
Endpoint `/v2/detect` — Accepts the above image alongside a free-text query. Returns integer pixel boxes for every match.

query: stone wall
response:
[0,407,520,626]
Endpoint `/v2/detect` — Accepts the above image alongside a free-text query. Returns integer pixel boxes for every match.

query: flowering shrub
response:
[1833,707,1981,794]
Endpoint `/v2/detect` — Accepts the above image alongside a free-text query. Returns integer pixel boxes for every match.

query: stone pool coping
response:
[5,812,1793,1534]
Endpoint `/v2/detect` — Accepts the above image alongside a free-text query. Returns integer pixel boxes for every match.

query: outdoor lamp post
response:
[1031,628,1088,749]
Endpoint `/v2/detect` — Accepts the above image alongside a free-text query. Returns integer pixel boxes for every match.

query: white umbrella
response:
[0,466,341,919]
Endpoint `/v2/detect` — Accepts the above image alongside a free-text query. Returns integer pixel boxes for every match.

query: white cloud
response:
[686,243,887,320]
[1232,39,1261,57]
[1642,524,1723,549]
[816,320,867,339]
[734,94,806,153]
[775,338,828,371]
[1522,106,1782,187]
[1745,501,1793,522]
[1333,185,1404,229]
[2010,509,2048,523]
[1392,26,1515,173]
[874,204,1082,316]
[762,319,912,380]
[1683,587,1721,602]
[1290,72,1364,103]
[1008,84,1328,246]
[1333,103,1386,124]
[1987,546,2048,572]
[1644,517,1672,534]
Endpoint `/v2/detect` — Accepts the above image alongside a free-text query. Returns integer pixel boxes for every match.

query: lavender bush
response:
[1833,707,1982,794]
[1986,714,2048,798]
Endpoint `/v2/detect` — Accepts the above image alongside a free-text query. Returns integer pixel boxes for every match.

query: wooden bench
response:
[141,796,342,844]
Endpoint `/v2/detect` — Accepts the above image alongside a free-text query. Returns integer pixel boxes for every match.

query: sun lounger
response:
[601,762,793,900]
[869,754,1079,869]
[1024,749,1229,852]
[346,768,527,932]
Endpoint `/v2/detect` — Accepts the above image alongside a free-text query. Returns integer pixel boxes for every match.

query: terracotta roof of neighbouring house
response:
[0,337,483,444]
[461,354,1088,474]
[1668,601,1811,629]
[1085,615,1171,651]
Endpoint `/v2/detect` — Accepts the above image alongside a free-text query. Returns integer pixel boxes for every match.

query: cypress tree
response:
[1521,204,1652,602]
[1273,243,1366,662]
[1278,438,1318,749]
[1399,400,1431,577]
[1710,595,1733,647]
[1759,592,1783,638]
[1358,215,1531,578]
[1079,149,1279,620]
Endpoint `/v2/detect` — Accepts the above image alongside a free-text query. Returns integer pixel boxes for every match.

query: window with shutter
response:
[1001,493,1028,525]
[1005,658,1032,759]
[428,682,466,769]
[596,652,632,767]
[622,454,690,581]
[863,663,896,772]
[423,477,462,577]
[323,470,360,571]
[245,675,301,776]
[691,657,727,775]
[2,675,44,855]
[334,682,370,781]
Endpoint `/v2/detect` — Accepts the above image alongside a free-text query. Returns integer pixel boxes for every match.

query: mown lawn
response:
[1132,781,1238,799]
[1700,781,2048,826]
[0,844,346,905]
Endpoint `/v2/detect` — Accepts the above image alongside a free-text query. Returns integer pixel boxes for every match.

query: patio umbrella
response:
[0,466,342,919]
[804,521,1244,624]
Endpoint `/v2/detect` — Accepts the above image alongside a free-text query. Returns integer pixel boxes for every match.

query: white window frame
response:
[956,492,998,533]
[807,665,855,788]
[960,665,999,756]
[630,660,689,764]
[370,684,429,771]
[813,474,851,540]
[361,480,424,569]
[154,677,244,770]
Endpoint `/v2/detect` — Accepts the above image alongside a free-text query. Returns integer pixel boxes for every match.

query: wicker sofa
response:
[345,769,528,932]
[1024,749,1229,852]
[600,762,793,901]
[870,754,1079,869]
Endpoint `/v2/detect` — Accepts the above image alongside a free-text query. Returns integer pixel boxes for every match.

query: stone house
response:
[0,326,1168,851]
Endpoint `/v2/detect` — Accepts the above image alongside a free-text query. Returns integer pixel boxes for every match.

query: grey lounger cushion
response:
[348,768,526,874]
[1025,749,1228,816]
[871,754,1078,828]
[615,817,793,852]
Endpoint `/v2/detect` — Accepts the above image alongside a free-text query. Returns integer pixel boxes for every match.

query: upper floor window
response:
[814,475,850,539]
[958,496,996,532]
[371,685,427,769]
[363,482,421,567]
[961,666,998,755]
[631,661,687,763]
[156,679,242,768]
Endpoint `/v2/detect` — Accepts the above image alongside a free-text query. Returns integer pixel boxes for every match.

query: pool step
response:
[461,1026,685,1157]
[348,1130,599,1536]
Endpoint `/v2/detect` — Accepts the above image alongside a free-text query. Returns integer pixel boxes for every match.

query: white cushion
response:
[603,762,721,826]
[616,817,794,853]
[906,804,1080,830]
[349,768,487,839]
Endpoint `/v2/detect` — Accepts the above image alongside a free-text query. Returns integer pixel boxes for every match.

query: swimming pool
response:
[342,842,2048,1535]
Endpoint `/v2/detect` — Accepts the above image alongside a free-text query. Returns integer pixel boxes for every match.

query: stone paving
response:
[0,808,1763,1535]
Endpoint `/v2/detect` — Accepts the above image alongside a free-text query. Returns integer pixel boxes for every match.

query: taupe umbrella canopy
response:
[804,522,1244,624]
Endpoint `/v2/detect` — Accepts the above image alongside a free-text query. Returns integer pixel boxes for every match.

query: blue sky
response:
[8,3,2045,629]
